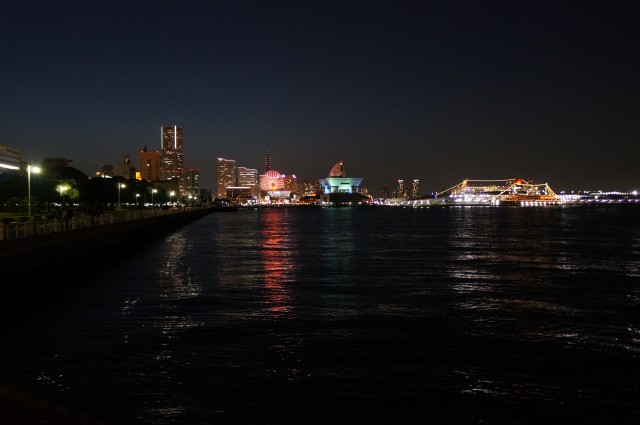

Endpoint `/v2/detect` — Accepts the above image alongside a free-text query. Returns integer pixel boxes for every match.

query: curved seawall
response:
[0,207,233,304]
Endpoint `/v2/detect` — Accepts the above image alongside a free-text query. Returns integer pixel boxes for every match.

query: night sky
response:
[2,0,639,195]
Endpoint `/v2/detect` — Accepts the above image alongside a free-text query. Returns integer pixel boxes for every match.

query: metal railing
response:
[0,207,203,241]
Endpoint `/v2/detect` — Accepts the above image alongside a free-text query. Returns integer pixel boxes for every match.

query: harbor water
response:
[2,206,639,424]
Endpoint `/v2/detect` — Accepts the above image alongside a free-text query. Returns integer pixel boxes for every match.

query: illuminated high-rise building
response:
[160,125,184,195]
[216,158,236,199]
[411,179,420,199]
[139,145,161,182]
[283,174,298,194]
[237,166,258,198]
[184,168,200,198]
[264,151,271,172]
[395,179,405,198]
[0,144,21,175]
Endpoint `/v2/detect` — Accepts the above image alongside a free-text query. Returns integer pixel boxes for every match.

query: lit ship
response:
[438,178,562,206]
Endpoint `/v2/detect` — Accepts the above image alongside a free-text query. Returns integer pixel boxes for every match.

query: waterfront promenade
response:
[0,205,235,302]
[0,206,207,241]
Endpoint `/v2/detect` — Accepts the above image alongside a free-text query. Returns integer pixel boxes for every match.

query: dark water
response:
[2,206,640,424]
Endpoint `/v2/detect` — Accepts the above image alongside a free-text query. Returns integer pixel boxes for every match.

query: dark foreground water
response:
[2,206,640,424]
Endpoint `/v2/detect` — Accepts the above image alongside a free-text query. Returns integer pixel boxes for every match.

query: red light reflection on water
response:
[260,211,305,382]
[260,210,296,319]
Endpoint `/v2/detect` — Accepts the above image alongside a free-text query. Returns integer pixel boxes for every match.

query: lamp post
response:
[151,188,157,207]
[57,184,69,207]
[117,183,126,209]
[135,193,140,205]
[169,191,175,205]
[27,164,41,219]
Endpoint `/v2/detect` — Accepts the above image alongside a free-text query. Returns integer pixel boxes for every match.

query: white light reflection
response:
[158,233,202,299]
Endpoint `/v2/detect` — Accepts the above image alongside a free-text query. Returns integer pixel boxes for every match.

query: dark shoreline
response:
[0,207,241,425]
[0,371,141,425]
[1,206,235,305]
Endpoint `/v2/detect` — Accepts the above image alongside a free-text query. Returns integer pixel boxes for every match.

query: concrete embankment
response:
[0,206,233,303]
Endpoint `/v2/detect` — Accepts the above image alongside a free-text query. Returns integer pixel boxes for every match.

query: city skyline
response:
[2,0,639,193]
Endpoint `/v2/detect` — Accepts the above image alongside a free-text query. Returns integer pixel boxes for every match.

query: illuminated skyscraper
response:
[184,168,200,198]
[264,151,271,172]
[412,179,420,199]
[139,145,161,182]
[216,158,236,199]
[237,166,258,198]
[160,125,184,195]
[395,179,404,198]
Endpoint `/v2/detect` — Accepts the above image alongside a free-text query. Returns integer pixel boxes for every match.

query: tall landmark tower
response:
[264,150,271,172]
[160,125,184,195]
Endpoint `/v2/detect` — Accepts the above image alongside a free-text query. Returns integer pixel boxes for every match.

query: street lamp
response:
[27,164,41,219]
[135,193,140,205]
[169,191,175,205]
[117,183,126,209]
[150,188,157,206]
[57,184,69,206]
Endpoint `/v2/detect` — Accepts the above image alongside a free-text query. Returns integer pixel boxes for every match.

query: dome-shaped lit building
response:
[318,161,365,206]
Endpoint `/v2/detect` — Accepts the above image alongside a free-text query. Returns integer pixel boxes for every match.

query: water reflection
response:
[446,209,567,299]
[445,210,503,299]
[126,231,204,343]
[318,208,361,319]
[118,230,205,422]
[158,232,202,299]
[259,209,298,319]
[259,210,305,384]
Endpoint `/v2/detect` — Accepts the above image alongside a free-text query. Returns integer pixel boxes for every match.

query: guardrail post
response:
[24,220,36,237]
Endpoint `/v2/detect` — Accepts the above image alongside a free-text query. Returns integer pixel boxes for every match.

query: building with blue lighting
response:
[318,161,365,206]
